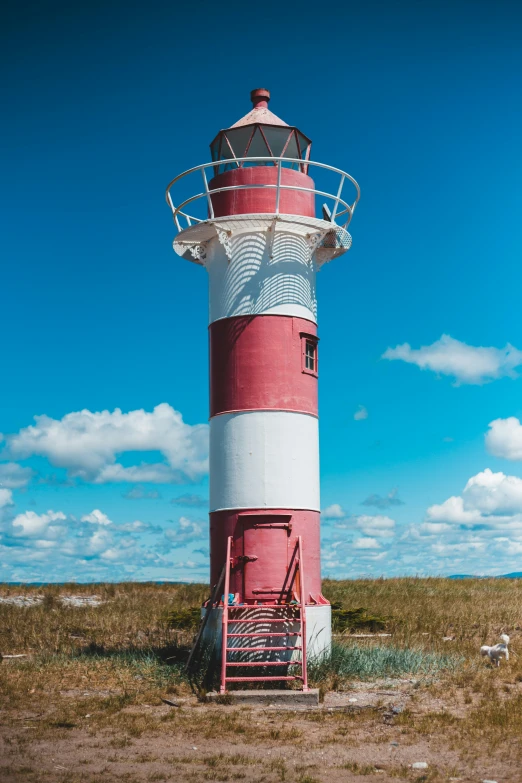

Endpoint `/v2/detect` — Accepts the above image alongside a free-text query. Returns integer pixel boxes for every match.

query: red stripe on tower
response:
[210,509,322,600]
[209,315,318,417]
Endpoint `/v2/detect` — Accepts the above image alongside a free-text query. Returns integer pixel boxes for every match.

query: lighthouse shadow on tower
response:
[214,230,317,322]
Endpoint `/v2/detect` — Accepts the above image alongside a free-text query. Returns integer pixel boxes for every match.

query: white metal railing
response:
[165,157,360,233]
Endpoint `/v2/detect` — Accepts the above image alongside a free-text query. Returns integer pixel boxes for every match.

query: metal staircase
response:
[220,536,308,694]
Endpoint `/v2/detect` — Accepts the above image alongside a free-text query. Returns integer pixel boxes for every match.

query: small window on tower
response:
[305,340,316,371]
[301,333,319,376]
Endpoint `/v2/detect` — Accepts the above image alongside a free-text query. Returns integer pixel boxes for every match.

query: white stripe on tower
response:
[209,410,319,513]
[207,228,317,324]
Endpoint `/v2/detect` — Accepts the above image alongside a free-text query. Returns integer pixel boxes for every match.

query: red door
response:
[241,515,290,601]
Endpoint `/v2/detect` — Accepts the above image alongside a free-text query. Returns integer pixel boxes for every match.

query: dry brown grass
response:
[323,576,522,652]
[0,581,207,657]
[2,578,522,782]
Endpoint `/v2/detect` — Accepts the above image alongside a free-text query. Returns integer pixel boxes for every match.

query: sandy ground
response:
[0,680,517,783]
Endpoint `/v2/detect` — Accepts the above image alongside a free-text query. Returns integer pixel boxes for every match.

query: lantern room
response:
[210,88,312,175]
[166,88,359,266]
[208,88,315,218]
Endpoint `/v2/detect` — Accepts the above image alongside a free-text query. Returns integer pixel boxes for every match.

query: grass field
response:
[1,578,522,782]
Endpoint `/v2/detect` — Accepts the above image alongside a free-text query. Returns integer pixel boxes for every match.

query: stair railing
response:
[220,534,309,693]
[297,535,309,691]
[279,539,299,603]
[220,536,233,694]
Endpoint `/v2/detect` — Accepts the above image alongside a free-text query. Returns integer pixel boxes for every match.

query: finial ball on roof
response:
[250,88,271,107]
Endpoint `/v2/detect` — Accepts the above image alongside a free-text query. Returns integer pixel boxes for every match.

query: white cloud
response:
[172,560,205,571]
[33,539,57,550]
[367,551,388,561]
[324,469,522,577]
[0,489,13,509]
[426,496,483,525]
[96,463,189,484]
[115,520,161,533]
[321,513,396,574]
[502,540,522,556]
[62,528,114,558]
[123,485,161,500]
[382,334,522,385]
[356,514,395,537]
[362,488,404,509]
[4,403,209,484]
[81,509,112,526]
[0,463,33,489]
[418,522,451,535]
[164,516,205,546]
[11,510,66,537]
[486,417,522,461]
[353,537,381,549]
[431,539,487,555]
[426,470,522,525]
[463,469,522,514]
[0,501,178,582]
[322,503,346,519]
[354,405,368,421]
[99,547,122,562]
[403,468,522,576]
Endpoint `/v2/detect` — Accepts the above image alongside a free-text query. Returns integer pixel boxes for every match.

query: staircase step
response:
[228,604,301,610]
[226,661,302,667]
[220,535,308,694]
[225,676,303,682]
[228,618,301,624]
[227,632,302,638]
[226,646,302,652]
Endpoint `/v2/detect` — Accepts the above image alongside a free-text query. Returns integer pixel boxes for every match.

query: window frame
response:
[300,332,319,377]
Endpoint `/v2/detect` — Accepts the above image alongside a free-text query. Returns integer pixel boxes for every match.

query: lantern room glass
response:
[210,124,312,174]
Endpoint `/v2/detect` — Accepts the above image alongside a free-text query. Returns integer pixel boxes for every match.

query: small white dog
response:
[480,634,510,667]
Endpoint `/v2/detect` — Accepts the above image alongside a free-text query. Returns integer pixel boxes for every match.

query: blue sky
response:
[2,0,522,582]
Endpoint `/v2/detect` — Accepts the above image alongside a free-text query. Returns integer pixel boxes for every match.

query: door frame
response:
[238,513,292,601]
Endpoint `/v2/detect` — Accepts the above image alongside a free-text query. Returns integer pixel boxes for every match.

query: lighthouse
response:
[166,89,359,693]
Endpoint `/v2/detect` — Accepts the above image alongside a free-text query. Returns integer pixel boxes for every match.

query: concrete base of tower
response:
[305,604,332,661]
[207,688,320,706]
[199,604,331,666]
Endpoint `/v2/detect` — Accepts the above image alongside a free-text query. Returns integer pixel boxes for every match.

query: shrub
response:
[331,604,388,633]
[165,607,201,631]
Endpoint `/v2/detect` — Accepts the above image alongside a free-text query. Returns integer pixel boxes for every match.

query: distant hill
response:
[449,574,476,579]
[450,573,522,579]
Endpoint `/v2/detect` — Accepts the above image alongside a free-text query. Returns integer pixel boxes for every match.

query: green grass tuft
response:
[308,641,462,684]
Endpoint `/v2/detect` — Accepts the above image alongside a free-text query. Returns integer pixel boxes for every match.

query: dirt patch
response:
[0,684,517,783]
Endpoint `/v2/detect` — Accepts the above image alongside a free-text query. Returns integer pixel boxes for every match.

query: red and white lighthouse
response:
[166,89,359,692]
